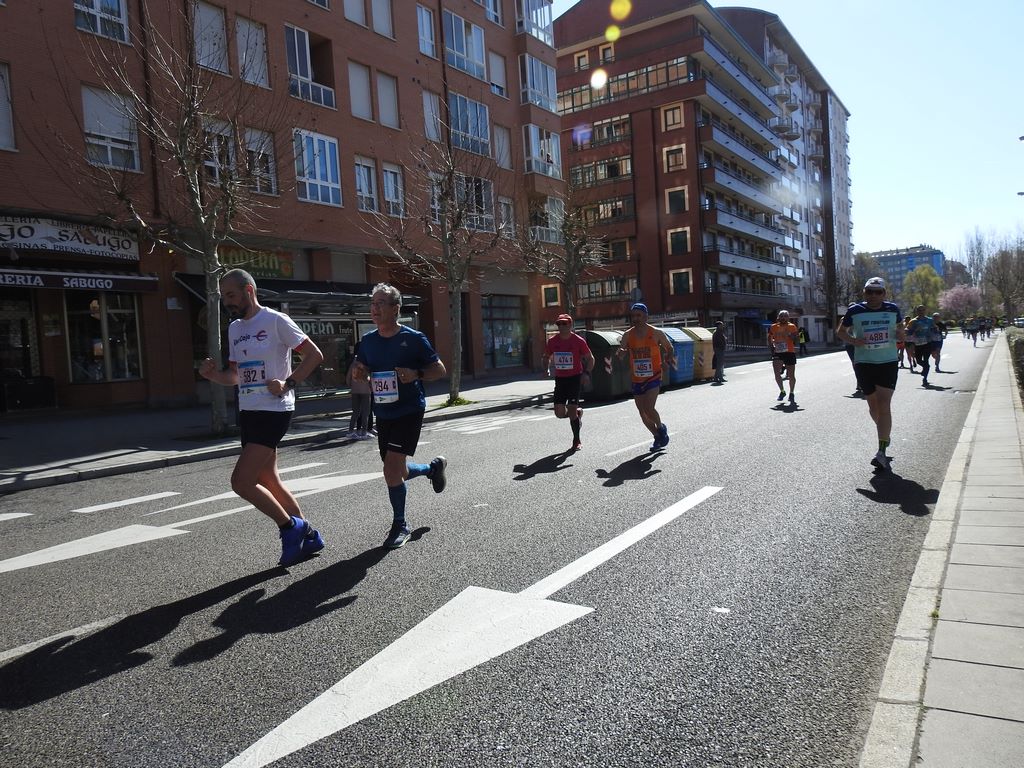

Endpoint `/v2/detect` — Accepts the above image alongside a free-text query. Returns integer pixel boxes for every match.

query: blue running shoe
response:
[384,521,411,549]
[301,526,325,556]
[279,517,308,566]
[658,423,669,448]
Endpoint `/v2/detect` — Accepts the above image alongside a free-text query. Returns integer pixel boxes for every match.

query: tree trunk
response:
[204,268,228,435]
[447,285,462,403]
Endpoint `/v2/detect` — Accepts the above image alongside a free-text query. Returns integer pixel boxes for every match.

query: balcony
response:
[288,75,336,109]
[698,120,781,179]
[530,226,564,244]
[784,64,799,83]
[704,246,785,277]
[768,84,792,103]
[780,206,801,224]
[697,77,777,145]
[808,142,825,160]
[707,286,786,310]
[768,50,789,70]
[702,202,787,246]
[699,162,782,212]
[695,34,775,111]
[780,235,802,253]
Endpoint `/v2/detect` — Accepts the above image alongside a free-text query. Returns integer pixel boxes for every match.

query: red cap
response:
[555,313,573,324]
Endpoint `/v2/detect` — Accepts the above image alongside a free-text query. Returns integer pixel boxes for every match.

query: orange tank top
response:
[625,327,662,383]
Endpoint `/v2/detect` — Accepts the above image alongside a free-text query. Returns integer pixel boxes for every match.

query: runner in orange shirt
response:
[617,303,677,451]
[767,309,799,405]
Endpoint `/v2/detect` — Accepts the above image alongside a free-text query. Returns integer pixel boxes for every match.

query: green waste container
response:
[680,326,715,381]
[582,330,631,401]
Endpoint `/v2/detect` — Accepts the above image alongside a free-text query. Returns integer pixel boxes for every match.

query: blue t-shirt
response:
[907,315,935,345]
[842,301,902,364]
[356,325,440,418]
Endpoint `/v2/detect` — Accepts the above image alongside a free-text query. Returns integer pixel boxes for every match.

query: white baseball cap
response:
[864,277,886,290]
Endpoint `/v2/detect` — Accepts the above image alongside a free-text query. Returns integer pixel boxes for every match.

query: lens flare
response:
[590,68,609,89]
[605,25,621,42]
[609,0,632,22]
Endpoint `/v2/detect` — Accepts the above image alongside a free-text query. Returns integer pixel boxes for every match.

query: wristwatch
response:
[284,377,297,390]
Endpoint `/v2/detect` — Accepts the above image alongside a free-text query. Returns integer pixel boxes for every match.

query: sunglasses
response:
[864,289,885,295]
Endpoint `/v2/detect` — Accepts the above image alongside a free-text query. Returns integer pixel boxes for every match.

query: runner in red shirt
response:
[542,313,595,452]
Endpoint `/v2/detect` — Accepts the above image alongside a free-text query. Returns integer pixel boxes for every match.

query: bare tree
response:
[43,1,303,433]
[964,227,990,287]
[984,236,1024,319]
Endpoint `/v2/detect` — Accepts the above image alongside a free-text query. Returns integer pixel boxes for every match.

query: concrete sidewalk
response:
[860,335,1024,767]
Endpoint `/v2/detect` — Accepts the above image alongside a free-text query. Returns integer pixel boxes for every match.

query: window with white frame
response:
[489,52,507,97]
[475,0,502,25]
[662,103,683,131]
[377,72,399,128]
[82,86,138,170]
[194,2,229,74]
[382,162,404,216]
[516,0,553,46]
[417,5,436,57]
[293,129,341,205]
[493,124,512,169]
[443,11,486,80]
[575,51,589,70]
[541,284,560,307]
[669,267,692,294]
[202,119,234,183]
[455,174,494,231]
[519,54,556,112]
[0,64,14,150]
[667,228,690,256]
[308,0,329,7]
[422,90,441,141]
[236,17,268,87]
[663,144,685,172]
[343,0,365,25]
[74,0,128,42]
[285,26,336,108]
[348,61,372,120]
[448,92,489,156]
[244,128,277,194]
[530,196,563,243]
[498,196,515,238]
[599,42,614,63]
[523,124,560,178]
[354,156,378,211]
[665,186,687,214]
[371,0,393,37]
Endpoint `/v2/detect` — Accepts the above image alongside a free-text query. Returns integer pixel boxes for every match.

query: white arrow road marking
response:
[224,486,722,768]
[0,513,33,522]
[0,473,381,573]
[73,492,180,514]
[0,615,124,663]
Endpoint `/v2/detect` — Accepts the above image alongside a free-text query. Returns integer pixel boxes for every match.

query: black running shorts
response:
[773,352,797,366]
[854,361,898,396]
[239,410,293,449]
[376,410,425,459]
[552,374,583,406]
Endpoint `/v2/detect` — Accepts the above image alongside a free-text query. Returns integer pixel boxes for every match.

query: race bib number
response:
[773,340,789,352]
[237,360,266,394]
[864,328,890,349]
[372,370,399,404]
[633,358,654,378]
[553,351,574,371]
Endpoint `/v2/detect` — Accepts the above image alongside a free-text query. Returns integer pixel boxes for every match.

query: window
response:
[493,124,512,169]
[348,61,372,120]
[599,43,614,63]
[443,11,486,80]
[448,92,490,156]
[667,229,690,256]
[244,128,276,194]
[66,292,142,382]
[523,124,560,178]
[194,2,229,74]
[417,5,436,57]
[343,0,365,25]
[308,0,329,7]
[519,54,557,113]
[542,284,560,307]
[423,90,441,141]
[663,144,685,172]
[0,64,14,150]
[371,0,393,37]
[285,26,336,108]
[489,52,507,97]
[530,196,563,243]
[476,0,503,25]
[455,174,494,231]
[377,72,399,128]
[355,157,378,212]
[575,52,589,71]
[665,187,687,214]
[202,119,233,184]
[662,104,682,131]
[82,86,138,170]
[607,239,630,262]
[516,0,553,46]
[294,129,341,205]
[382,162,404,216]
[498,196,515,238]
[236,17,268,86]
[669,267,692,294]
[74,0,128,42]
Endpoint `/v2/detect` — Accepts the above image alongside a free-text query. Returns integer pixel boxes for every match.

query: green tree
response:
[901,265,944,312]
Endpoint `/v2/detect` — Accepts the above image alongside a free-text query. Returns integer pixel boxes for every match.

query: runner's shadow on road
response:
[770,402,803,412]
[595,452,663,487]
[513,451,575,481]
[0,567,287,709]
[922,383,952,391]
[857,473,938,517]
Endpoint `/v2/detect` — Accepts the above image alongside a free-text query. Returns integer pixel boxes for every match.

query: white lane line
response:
[0,513,33,522]
[606,440,656,456]
[73,492,180,514]
[0,615,124,663]
[278,463,328,474]
[463,427,504,434]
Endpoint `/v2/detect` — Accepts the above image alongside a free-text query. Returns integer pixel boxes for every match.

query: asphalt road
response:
[0,334,994,768]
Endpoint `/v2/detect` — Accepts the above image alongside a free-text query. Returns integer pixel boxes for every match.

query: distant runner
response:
[617,303,676,451]
[930,313,947,373]
[768,310,800,404]
[542,313,595,452]
[905,305,936,387]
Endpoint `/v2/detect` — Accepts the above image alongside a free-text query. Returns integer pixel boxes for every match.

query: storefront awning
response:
[173,272,420,311]
[0,267,159,291]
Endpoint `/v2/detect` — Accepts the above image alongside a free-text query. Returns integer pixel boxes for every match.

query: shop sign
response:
[219,246,295,279]
[296,318,350,336]
[0,216,139,261]
[0,268,158,292]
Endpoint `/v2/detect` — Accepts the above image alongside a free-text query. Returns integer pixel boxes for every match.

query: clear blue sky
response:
[552,0,1024,259]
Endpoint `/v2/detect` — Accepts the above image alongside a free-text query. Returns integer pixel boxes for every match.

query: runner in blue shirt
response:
[351,284,448,549]
[837,277,905,472]
[905,305,936,387]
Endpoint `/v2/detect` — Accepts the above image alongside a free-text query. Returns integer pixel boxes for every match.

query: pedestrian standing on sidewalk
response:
[346,342,372,438]
[837,277,904,472]
[350,283,448,549]
[198,268,326,567]
[617,303,676,451]
[542,313,595,452]
[798,326,809,356]
[712,321,727,383]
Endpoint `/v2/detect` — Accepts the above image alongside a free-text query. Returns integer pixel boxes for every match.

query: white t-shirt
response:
[227,307,307,412]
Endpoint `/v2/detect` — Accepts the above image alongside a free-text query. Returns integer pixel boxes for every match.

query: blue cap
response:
[630,303,648,314]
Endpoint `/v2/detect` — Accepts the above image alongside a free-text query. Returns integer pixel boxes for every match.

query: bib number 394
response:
[372,370,400,403]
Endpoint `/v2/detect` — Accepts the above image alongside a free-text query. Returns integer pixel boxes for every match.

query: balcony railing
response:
[702,202,785,235]
[530,226,564,244]
[289,75,336,109]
